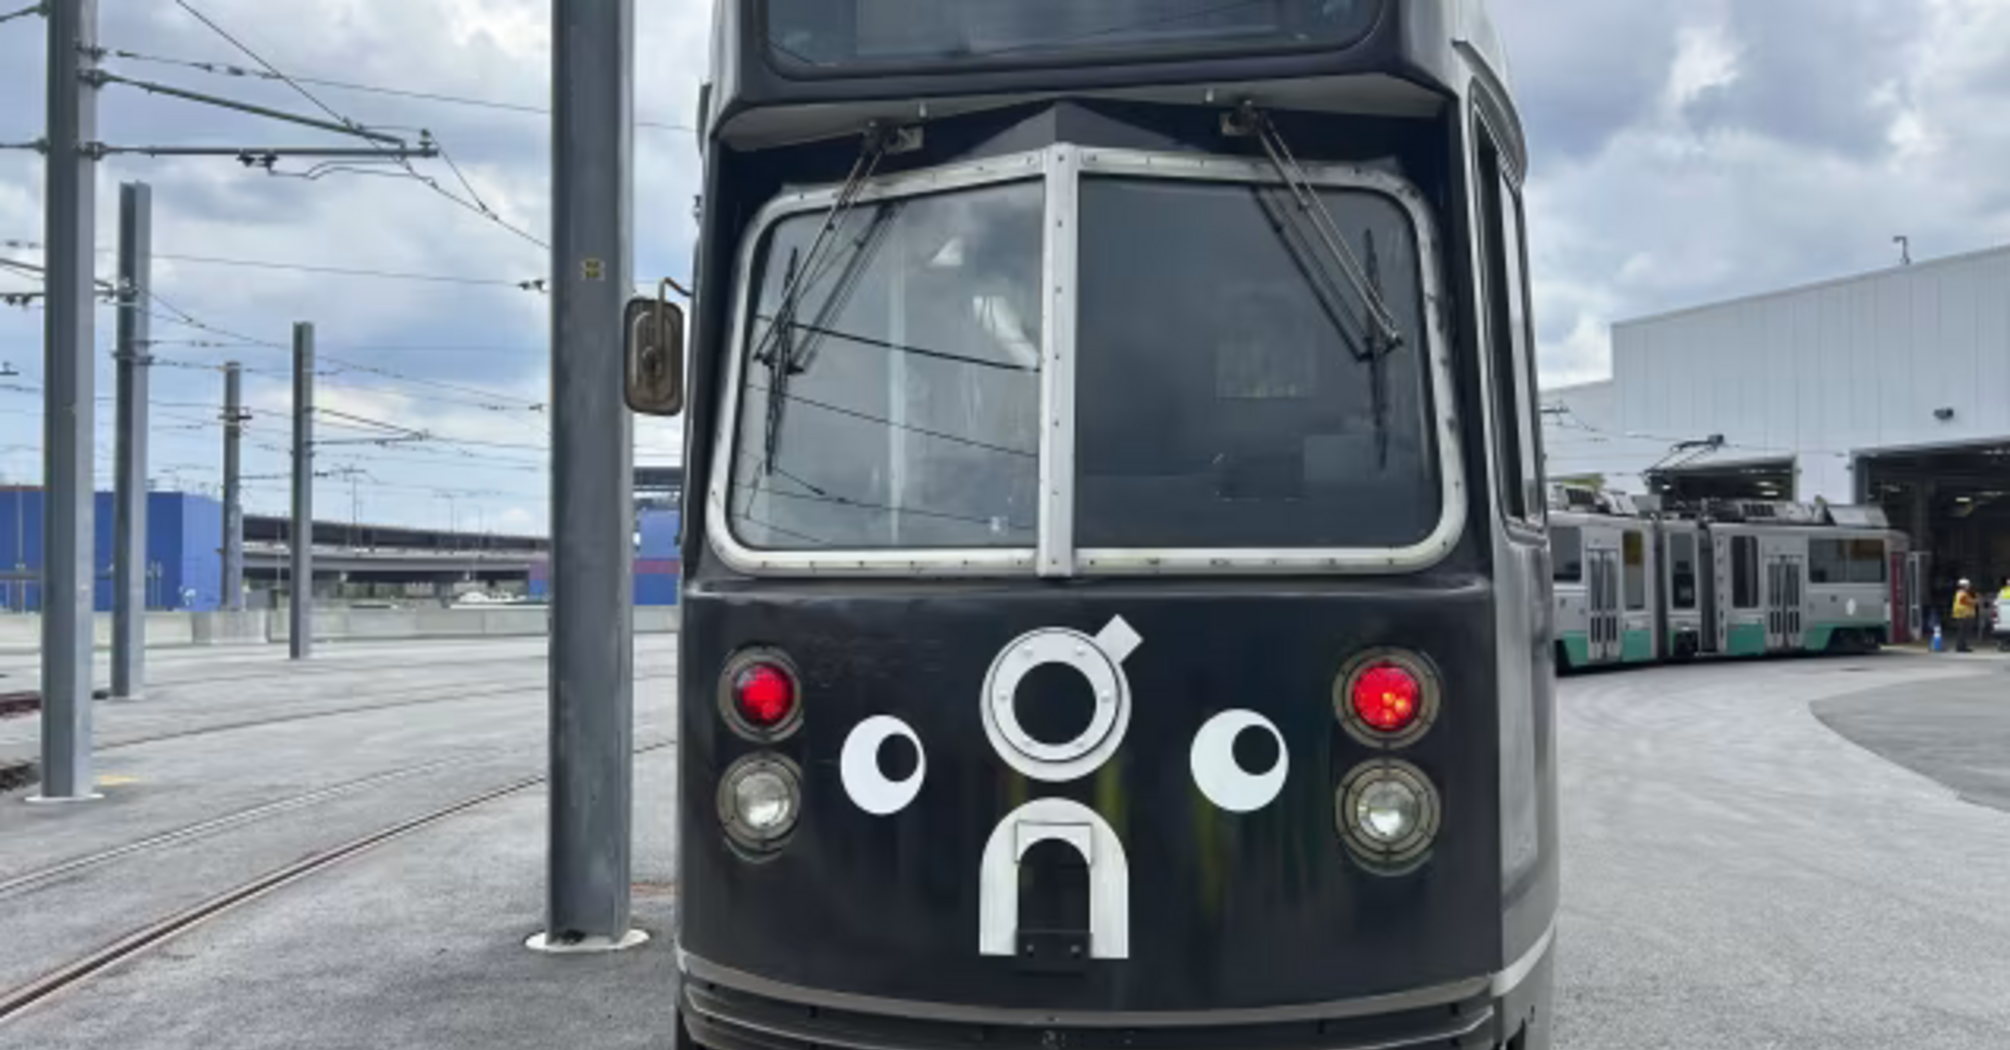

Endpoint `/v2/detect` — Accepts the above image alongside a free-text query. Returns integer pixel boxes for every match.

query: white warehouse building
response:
[1540,242,2010,603]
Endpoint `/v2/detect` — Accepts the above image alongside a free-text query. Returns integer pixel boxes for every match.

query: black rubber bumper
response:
[681,977,1509,1050]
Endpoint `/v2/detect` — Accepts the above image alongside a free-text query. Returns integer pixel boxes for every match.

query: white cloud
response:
[1667,22,1741,109]
[0,0,710,532]
[1519,0,2010,387]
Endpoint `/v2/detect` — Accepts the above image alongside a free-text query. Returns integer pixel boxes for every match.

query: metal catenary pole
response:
[289,323,314,659]
[36,0,103,802]
[535,0,640,952]
[221,361,245,610]
[111,181,152,700]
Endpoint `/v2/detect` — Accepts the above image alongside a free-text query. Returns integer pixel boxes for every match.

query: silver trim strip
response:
[1068,148,1466,576]
[680,951,1501,1029]
[685,986,1493,1050]
[705,147,1051,577]
[1037,145,1078,577]
[1491,922,1556,997]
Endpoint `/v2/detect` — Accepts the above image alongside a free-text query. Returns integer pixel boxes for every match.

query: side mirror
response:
[624,290,685,416]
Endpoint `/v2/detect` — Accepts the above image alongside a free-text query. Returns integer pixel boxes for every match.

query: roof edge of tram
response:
[1549,484,1896,531]
[698,0,1523,157]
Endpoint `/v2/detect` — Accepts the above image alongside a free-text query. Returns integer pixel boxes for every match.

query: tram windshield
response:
[725,172,1439,556]
[764,0,1381,71]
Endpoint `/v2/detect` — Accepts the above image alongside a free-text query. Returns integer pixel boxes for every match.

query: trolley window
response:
[1848,538,1887,583]
[1732,535,1759,609]
[1552,526,1582,583]
[1074,178,1438,548]
[1622,530,1646,611]
[1477,124,1543,523]
[1809,539,1846,584]
[764,0,1382,73]
[726,182,1045,550]
[1669,531,1697,609]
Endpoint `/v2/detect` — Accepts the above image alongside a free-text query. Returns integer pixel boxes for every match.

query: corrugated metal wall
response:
[0,489,224,612]
[1576,245,2010,503]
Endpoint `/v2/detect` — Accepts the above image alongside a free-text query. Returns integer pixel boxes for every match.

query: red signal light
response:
[733,663,797,729]
[1351,664,1422,734]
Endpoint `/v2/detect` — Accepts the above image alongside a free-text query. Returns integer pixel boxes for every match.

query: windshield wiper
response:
[1252,188,1371,361]
[1225,101,1404,354]
[1361,227,1393,468]
[753,122,913,477]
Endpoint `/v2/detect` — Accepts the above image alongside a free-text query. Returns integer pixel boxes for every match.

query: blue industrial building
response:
[0,488,224,612]
[526,505,681,606]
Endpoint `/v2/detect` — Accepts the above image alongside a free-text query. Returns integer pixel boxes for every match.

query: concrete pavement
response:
[1554,653,2010,1049]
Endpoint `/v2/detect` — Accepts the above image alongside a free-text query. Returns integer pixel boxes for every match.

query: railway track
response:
[0,748,525,898]
[0,648,676,698]
[0,739,674,1024]
[0,670,677,758]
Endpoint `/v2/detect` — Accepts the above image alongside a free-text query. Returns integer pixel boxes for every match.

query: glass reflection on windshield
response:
[730,182,1045,551]
[1074,178,1439,549]
[765,0,1378,68]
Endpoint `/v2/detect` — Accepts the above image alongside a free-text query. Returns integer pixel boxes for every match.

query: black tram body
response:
[670,3,1557,1048]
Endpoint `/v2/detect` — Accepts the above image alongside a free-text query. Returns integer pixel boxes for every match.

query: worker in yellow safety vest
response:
[1997,578,2010,652]
[1950,579,1979,652]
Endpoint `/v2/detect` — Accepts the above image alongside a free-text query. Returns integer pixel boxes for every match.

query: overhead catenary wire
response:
[1539,401,1853,461]
[167,0,549,250]
[158,252,540,289]
[104,47,696,132]
[112,298,545,411]
[7,238,542,290]
[315,376,541,414]
[319,354,544,411]
[0,3,42,28]
[144,287,279,348]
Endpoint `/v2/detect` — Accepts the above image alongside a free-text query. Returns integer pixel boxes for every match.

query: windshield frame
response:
[706,143,1466,577]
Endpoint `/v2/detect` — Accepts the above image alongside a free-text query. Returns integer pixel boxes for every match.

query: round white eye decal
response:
[1190,710,1289,813]
[840,715,927,816]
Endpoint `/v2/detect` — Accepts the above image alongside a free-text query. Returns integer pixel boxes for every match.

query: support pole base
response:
[25,793,105,805]
[525,929,650,955]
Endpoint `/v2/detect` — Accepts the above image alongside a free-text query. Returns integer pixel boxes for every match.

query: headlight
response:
[1355,776,1423,843]
[1336,759,1440,871]
[718,754,801,852]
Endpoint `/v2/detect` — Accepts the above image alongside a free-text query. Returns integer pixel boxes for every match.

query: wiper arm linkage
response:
[1224,101,1404,352]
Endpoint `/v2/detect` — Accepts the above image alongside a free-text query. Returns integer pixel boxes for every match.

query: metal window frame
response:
[1069,147,1466,576]
[707,143,1467,577]
[1037,145,1080,578]
[706,146,1050,577]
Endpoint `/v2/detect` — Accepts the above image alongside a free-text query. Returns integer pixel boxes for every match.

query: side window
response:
[1809,540,1846,584]
[1476,122,1543,525]
[1848,538,1888,583]
[1552,526,1583,582]
[1669,532,1697,610]
[1732,536,1759,609]
[1622,530,1646,611]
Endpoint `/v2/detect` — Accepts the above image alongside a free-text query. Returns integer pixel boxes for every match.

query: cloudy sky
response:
[2,0,2007,535]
